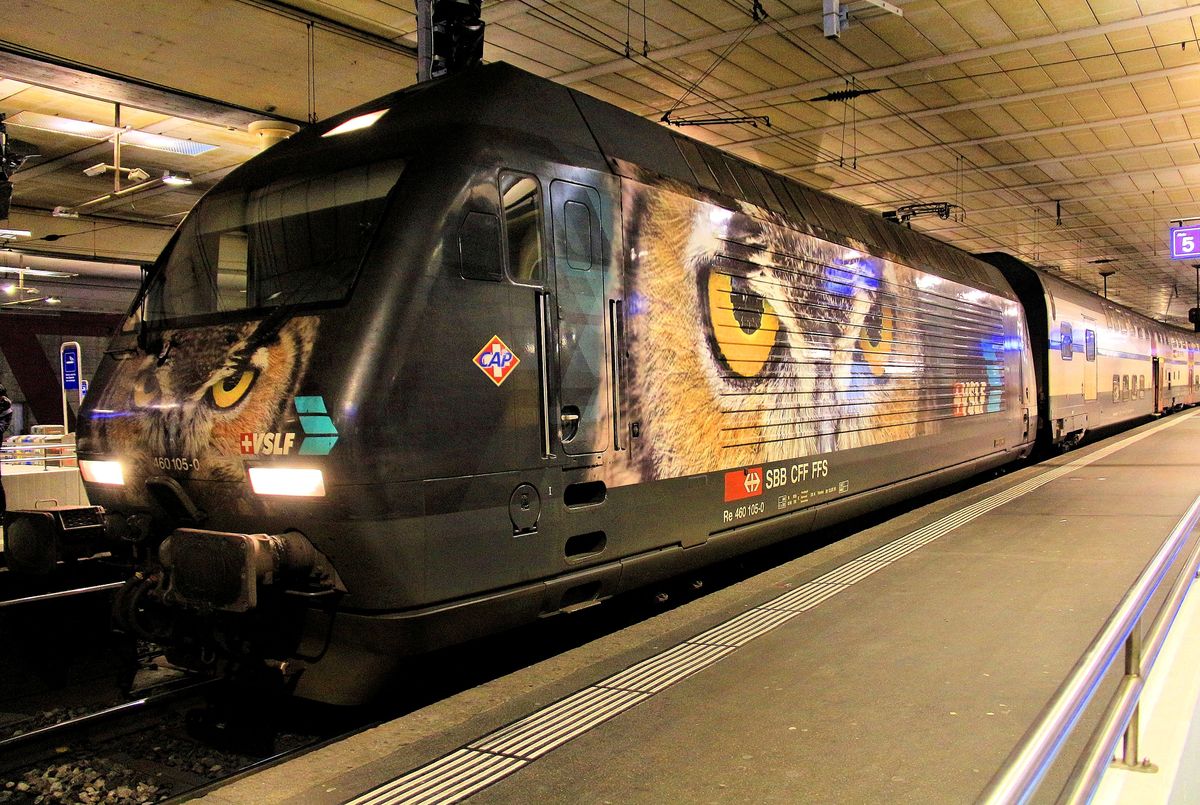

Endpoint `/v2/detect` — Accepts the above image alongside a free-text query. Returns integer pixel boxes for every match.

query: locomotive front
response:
[68,102,421,694]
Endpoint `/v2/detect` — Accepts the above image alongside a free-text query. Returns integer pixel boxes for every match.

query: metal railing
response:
[0,442,78,470]
[980,492,1200,804]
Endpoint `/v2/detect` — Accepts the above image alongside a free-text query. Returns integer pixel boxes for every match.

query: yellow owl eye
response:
[210,369,258,409]
[857,302,896,377]
[707,270,780,377]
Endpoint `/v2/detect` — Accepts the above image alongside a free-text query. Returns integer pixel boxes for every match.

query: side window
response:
[563,200,595,270]
[1122,375,1130,401]
[500,172,543,284]
[458,211,502,281]
[1140,375,1147,399]
[1113,375,1121,403]
[1061,322,1074,360]
[1085,329,1096,361]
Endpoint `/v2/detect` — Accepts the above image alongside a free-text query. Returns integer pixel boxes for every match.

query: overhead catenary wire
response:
[513,0,927,205]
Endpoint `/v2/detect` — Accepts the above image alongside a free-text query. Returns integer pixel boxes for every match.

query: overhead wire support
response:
[664,114,771,128]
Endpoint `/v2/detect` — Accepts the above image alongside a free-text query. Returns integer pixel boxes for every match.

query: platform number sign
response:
[1170,225,1200,259]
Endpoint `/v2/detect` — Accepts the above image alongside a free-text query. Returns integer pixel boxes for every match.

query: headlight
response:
[248,467,326,497]
[79,459,125,486]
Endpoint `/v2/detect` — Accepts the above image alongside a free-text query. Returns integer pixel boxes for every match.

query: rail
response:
[980,491,1200,804]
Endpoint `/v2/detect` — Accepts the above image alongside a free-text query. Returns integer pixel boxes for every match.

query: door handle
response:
[561,411,580,423]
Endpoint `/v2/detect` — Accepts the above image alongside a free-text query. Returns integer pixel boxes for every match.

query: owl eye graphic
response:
[209,368,259,409]
[705,269,781,378]
[131,373,158,408]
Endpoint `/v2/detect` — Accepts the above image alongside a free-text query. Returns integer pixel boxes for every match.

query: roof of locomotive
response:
[227,62,1016,301]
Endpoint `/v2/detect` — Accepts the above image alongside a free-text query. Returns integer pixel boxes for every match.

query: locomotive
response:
[15,63,1195,704]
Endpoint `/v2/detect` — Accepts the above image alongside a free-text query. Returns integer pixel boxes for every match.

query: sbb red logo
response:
[724,467,763,502]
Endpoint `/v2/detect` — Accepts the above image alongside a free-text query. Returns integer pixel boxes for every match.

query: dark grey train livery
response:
[61,63,1194,703]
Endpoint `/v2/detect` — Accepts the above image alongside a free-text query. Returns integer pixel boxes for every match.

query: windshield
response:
[142,158,404,325]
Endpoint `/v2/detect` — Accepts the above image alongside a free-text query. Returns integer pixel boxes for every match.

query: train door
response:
[1153,357,1162,412]
[549,178,611,455]
[1083,328,1097,401]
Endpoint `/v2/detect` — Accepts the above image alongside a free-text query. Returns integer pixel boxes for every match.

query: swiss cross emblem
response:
[473,335,520,386]
[239,433,255,454]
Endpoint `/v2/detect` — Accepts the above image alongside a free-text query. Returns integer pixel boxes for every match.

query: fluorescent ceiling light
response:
[82,163,108,177]
[122,129,218,156]
[0,267,78,279]
[7,111,119,139]
[248,467,326,497]
[0,229,31,238]
[7,111,217,155]
[44,296,61,305]
[322,109,387,138]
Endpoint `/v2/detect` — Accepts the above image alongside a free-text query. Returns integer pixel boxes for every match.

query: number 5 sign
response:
[1170,225,1200,259]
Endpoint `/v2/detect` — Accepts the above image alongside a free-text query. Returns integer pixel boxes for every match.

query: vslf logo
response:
[724,466,764,502]
[474,335,521,386]
[240,432,296,455]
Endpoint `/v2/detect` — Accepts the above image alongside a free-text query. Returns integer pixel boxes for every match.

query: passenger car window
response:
[500,172,543,284]
[1122,375,1130,401]
[1085,329,1096,361]
[1112,375,1120,403]
[1061,322,1073,360]
[1140,375,1147,399]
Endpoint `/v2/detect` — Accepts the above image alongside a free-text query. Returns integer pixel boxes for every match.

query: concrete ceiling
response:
[3,0,1200,325]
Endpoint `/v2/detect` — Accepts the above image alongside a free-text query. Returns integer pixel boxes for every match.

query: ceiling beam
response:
[669,5,1200,119]
[550,7,847,86]
[729,61,1200,154]
[828,141,1200,192]
[0,42,302,128]
[788,105,1200,169]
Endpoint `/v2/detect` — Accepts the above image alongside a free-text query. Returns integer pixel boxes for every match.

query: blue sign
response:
[61,345,79,391]
[1171,225,1200,259]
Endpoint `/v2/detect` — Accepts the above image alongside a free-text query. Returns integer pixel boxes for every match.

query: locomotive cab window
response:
[1085,329,1096,361]
[1060,322,1073,360]
[458,211,502,281]
[500,172,544,284]
[144,158,404,323]
[563,199,597,271]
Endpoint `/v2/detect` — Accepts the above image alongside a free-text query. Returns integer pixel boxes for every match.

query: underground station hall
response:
[6,1,1200,802]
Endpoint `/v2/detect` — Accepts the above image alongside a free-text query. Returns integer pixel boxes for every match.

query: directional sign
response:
[1170,225,1200,259]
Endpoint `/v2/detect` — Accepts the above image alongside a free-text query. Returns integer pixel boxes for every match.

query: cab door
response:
[550,178,611,455]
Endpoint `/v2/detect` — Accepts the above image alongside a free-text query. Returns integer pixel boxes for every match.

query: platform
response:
[198,410,1200,804]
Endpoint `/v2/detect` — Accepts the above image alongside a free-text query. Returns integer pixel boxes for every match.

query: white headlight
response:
[248,467,326,497]
[80,459,125,486]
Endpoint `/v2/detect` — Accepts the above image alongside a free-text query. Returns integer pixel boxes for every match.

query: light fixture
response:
[0,266,77,279]
[161,170,193,186]
[2,284,14,295]
[0,228,31,239]
[247,467,326,497]
[82,163,151,182]
[44,296,61,305]
[79,459,125,486]
[322,109,387,138]
[7,111,217,155]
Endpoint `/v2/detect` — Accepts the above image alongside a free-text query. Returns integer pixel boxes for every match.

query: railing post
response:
[1115,622,1157,773]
